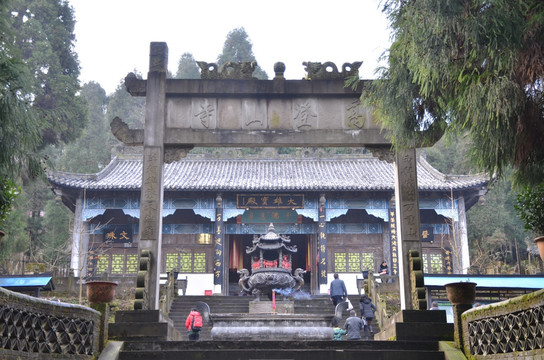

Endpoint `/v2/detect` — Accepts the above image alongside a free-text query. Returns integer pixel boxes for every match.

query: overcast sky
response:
[68,0,391,95]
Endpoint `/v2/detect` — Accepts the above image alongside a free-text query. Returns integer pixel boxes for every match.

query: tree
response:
[0,0,41,225]
[175,53,200,79]
[217,27,268,80]
[0,191,30,272]
[467,171,526,273]
[9,0,86,147]
[364,0,544,186]
[39,199,71,272]
[107,74,146,130]
[57,82,111,173]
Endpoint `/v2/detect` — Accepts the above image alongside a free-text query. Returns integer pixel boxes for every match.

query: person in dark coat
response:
[329,273,348,306]
[378,260,388,275]
[359,294,377,339]
[344,310,364,340]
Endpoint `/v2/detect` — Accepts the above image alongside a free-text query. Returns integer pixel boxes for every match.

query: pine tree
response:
[0,0,41,225]
[9,0,86,146]
[217,27,268,80]
[58,82,112,173]
[175,53,200,79]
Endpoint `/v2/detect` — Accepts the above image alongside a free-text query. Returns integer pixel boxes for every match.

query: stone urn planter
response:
[85,280,118,303]
[445,281,477,305]
[534,236,544,262]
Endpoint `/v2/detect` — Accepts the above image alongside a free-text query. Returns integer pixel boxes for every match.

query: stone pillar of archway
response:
[138,43,167,309]
[394,148,423,310]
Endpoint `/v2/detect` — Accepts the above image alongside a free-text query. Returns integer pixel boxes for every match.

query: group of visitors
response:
[185,266,385,341]
[330,273,378,340]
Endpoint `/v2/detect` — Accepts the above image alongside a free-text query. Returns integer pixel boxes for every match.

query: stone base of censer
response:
[210,313,334,341]
[249,300,294,314]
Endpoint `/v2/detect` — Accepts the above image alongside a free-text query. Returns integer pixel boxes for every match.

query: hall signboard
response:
[242,209,298,224]
[103,225,133,244]
[237,194,304,209]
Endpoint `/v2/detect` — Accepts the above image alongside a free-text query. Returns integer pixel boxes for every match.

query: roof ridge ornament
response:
[303,61,362,80]
[197,61,258,80]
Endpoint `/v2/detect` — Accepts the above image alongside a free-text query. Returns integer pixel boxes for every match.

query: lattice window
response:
[111,254,124,275]
[96,254,110,275]
[165,251,207,273]
[334,252,374,273]
[166,253,179,272]
[193,253,206,273]
[361,253,374,272]
[126,254,138,274]
[348,253,360,272]
[422,252,444,274]
[429,253,443,273]
[334,252,346,273]
[180,253,192,272]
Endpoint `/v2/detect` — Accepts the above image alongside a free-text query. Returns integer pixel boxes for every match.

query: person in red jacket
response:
[185,308,203,340]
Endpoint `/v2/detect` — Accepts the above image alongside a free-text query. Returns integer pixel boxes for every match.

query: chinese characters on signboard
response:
[421,225,434,242]
[214,209,224,285]
[237,194,304,209]
[444,247,453,274]
[103,225,132,244]
[318,206,327,284]
[389,209,399,276]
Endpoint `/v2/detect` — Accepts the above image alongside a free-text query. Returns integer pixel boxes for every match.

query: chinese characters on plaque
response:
[237,194,304,209]
[420,225,434,242]
[103,225,133,244]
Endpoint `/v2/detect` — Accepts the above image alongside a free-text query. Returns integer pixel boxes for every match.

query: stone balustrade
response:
[462,288,544,358]
[0,286,100,359]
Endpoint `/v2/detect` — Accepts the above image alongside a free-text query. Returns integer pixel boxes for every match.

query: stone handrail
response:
[0,286,100,359]
[134,249,150,310]
[461,288,544,358]
[367,273,397,330]
[159,271,176,314]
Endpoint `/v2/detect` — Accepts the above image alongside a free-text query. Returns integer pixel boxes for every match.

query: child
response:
[332,317,346,340]
[185,307,203,340]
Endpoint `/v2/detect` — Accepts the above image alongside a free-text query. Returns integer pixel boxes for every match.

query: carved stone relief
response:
[192,99,216,129]
[293,100,317,130]
[345,99,365,129]
[242,99,266,129]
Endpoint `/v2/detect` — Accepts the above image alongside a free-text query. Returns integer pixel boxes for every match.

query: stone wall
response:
[0,286,100,359]
[461,288,544,358]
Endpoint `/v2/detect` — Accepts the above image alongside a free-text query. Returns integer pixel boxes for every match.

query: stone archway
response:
[112,42,422,310]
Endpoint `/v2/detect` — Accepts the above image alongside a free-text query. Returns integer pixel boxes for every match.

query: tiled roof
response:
[48,155,488,192]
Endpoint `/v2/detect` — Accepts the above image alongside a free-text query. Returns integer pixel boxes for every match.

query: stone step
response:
[109,310,183,342]
[123,340,440,351]
[119,340,445,360]
[374,310,453,342]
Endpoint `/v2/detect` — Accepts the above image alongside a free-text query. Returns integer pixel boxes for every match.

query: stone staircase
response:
[107,296,461,360]
[118,339,446,360]
[168,294,335,340]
